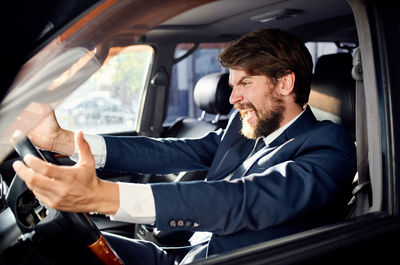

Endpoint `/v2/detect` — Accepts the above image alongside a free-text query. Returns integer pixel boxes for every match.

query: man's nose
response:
[229,87,243,105]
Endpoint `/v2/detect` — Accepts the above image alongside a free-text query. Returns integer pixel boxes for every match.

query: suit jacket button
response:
[185,220,193,227]
[177,220,185,227]
[169,220,177,227]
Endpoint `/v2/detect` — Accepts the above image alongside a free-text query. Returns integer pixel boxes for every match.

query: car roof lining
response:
[145,0,356,44]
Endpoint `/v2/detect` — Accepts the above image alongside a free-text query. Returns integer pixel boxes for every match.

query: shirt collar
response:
[261,106,307,146]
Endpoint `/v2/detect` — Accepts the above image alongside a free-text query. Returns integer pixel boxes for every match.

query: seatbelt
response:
[348,47,371,217]
[150,67,170,137]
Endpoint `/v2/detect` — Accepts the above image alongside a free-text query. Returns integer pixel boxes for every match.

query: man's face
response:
[229,68,284,139]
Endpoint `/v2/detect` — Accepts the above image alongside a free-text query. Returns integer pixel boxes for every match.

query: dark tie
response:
[252,138,266,155]
[228,139,266,180]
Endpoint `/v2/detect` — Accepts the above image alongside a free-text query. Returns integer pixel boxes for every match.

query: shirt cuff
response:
[70,133,107,169]
[110,182,156,224]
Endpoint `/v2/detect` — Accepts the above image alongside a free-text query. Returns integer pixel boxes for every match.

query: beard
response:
[236,91,284,139]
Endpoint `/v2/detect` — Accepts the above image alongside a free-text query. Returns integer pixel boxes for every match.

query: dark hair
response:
[218,28,313,105]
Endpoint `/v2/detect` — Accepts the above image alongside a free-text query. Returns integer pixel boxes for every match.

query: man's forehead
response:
[229,69,249,81]
[229,69,265,84]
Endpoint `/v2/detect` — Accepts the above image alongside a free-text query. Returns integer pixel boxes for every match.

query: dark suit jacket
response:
[103,106,357,256]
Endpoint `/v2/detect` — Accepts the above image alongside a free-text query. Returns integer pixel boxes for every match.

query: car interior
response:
[1,0,399,264]
[90,0,362,248]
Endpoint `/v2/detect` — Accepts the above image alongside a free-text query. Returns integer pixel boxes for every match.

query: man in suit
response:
[13,28,356,264]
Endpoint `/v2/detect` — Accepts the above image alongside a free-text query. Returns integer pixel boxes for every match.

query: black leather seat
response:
[308,52,357,218]
[308,53,355,138]
[164,72,232,138]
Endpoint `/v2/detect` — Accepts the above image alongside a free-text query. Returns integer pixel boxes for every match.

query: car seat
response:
[162,72,232,183]
[308,52,357,218]
[163,72,232,138]
[308,52,355,139]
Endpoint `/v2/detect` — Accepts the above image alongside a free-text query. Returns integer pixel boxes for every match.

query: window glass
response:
[165,42,352,125]
[165,42,353,125]
[165,43,228,125]
[55,45,153,134]
[305,42,352,71]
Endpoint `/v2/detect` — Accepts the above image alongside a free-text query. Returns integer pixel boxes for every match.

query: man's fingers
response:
[13,160,67,210]
[13,160,34,184]
[22,154,61,178]
[13,160,52,189]
[75,131,95,167]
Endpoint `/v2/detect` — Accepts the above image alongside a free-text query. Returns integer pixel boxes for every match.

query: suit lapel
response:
[207,137,254,181]
[270,106,317,148]
[229,106,318,180]
[207,106,317,181]
[206,112,254,181]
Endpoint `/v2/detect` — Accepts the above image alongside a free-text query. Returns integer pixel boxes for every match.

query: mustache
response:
[234,102,255,111]
[234,102,259,118]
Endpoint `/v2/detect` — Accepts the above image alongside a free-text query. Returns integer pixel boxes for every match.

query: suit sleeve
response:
[102,129,223,174]
[151,123,357,235]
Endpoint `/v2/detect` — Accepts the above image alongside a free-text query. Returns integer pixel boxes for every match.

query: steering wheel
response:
[7,134,123,265]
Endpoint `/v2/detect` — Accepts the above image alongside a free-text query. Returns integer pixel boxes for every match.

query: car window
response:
[55,44,154,134]
[164,43,228,125]
[305,42,354,71]
[165,42,351,126]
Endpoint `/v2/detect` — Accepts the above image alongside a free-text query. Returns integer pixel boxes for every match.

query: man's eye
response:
[242,81,250,86]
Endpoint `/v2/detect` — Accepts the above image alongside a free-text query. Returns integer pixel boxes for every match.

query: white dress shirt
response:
[70,134,156,223]
[70,108,305,224]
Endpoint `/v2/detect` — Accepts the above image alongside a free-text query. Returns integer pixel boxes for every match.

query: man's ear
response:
[278,71,295,96]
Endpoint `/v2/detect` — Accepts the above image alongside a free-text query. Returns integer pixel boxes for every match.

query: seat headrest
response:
[193,72,232,115]
[309,53,355,137]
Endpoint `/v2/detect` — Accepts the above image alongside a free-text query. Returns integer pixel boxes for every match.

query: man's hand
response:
[28,109,75,156]
[12,131,119,215]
